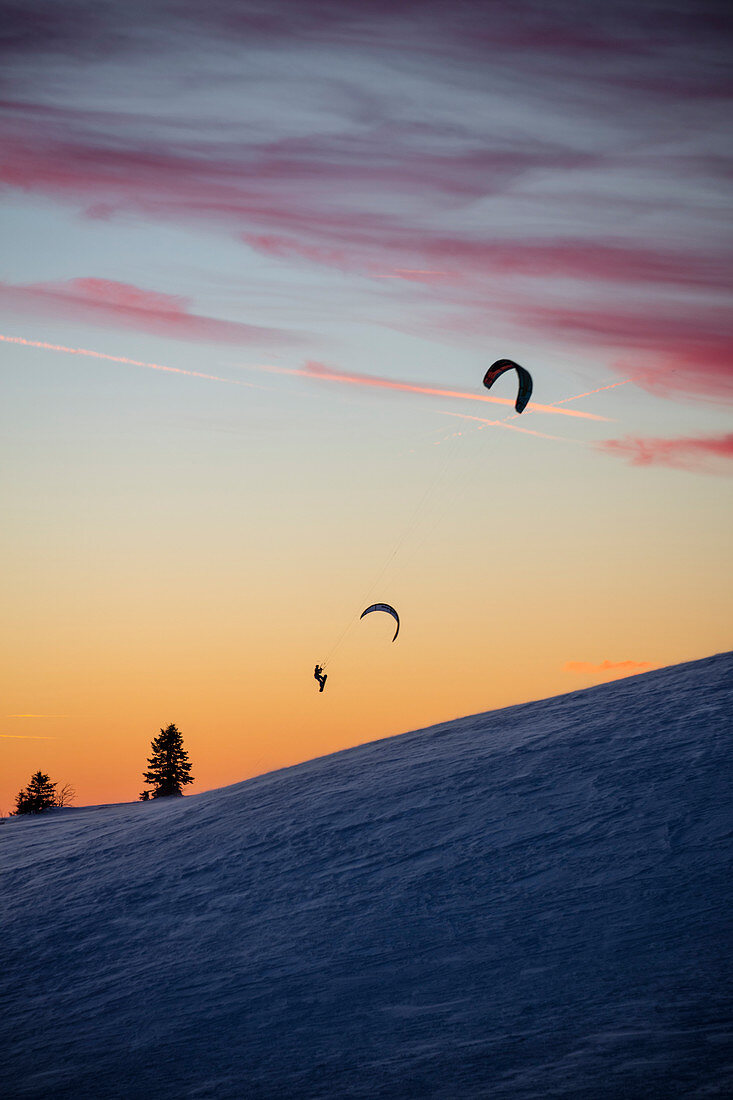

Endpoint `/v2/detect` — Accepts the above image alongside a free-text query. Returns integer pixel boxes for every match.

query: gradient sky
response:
[1,0,731,811]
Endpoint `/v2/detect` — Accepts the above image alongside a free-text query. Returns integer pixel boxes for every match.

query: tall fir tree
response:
[14,771,58,814]
[142,724,194,798]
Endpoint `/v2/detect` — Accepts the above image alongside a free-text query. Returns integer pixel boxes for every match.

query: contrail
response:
[4,334,626,419]
[249,361,609,420]
[0,333,267,389]
[502,376,632,424]
[439,410,575,442]
[552,377,632,405]
[0,734,56,739]
[436,376,634,443]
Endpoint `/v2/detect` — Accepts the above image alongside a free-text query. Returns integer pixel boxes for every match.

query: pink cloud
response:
[1,103,727,295]
[564,660,652,674]
[245,229,728,293]
[244,234,361,272]
[597,432,733,473]
[525,304,733,402]
[397,238,729,290]
[1,112,582,224]
[626,351,733,403]
[0,278,293,344]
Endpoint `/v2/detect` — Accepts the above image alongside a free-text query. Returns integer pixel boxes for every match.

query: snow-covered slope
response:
[2,654,731,1099]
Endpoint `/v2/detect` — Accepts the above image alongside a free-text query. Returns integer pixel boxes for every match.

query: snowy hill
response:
[2,654,732,1099]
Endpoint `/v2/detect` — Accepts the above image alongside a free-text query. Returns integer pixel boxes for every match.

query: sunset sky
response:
[1,0,731,811]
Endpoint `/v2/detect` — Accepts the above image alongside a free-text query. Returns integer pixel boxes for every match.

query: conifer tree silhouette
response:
[14,771,58,814]
[142,724,194,798]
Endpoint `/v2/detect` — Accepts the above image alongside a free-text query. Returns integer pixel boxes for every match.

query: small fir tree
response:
[14,771,58,815]
[142,723,194,798]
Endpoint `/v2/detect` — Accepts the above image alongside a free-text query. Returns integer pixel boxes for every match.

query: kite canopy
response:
[483,358,533,414]
[360,603,400,642]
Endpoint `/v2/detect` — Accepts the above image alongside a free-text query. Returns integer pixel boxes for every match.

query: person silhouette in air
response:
[314,664,327,692]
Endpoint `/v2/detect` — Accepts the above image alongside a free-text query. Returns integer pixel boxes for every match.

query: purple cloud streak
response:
[1,0,730,399]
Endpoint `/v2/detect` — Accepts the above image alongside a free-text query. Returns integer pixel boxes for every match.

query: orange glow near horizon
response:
[3,488,729,813]
[1,338,729,816]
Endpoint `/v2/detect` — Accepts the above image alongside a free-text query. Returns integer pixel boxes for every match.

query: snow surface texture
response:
[1,654,732,1099]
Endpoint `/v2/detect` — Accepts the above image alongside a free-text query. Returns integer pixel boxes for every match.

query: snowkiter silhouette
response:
[314,664,327,692]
